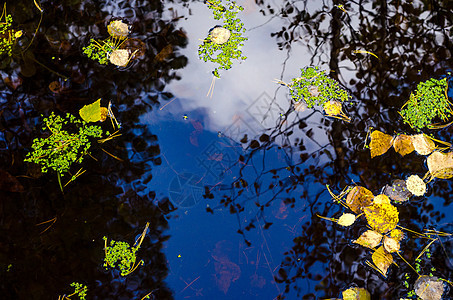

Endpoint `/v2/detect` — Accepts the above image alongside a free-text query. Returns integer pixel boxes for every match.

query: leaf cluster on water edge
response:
[197,0,248,78]
[399,77,452,131]
[0,6,22,57]
[103,236,140,276]
[58,282,88,300]
[24,112,105,176]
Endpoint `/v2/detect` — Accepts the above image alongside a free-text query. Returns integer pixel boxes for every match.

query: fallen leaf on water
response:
[100,107,108,122]
[383,179,412,202]
[323,100,342,115]
[371,246,393,276]
[79,99,102,122]
[154,44,173,62]
[414,275,444,300]
[364,201,399,234]
[373,194,390,205]
[426,151,453,179]
[48,81,62,93]
[389,229,404,242]
[342,287,371,300]
[110,49,130,67]
[411,134,436,155]
[383,236,400,253]
[354,230,382,249]
[393,134,414,156]
[369,130,394,158]
[405,175,426,196]
[346,186,374,214]
[337,213,356,227]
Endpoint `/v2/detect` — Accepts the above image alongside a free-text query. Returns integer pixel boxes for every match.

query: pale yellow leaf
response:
[338,213,356,227]
[373,194,390,205]
[405,175,426,196]
[371,246,393,276]
[383,236,400,253]
[427,151,453,179]
[414,275,444,300]
[354,230,382,249]
[411,134,436,155]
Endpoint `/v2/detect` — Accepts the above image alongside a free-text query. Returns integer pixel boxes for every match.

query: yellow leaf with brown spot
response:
[411,134,436,155]
[346,186,374,214]
[383,236,400,253]
[427,151,453,179]
[393,134,414,156]
[371,246,393,276]
[370,130,394,158]
[364,202,399,234]
[354,230,382,249]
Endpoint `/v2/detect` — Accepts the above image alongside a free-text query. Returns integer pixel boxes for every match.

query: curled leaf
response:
[411,134,436,155]
[354,230,382,249]
[337,213,356,227]
[369,130,394,158]
[393,134,414,156]
[364,202,399,234]
[346,186,374,214]
[371,246,393,276]
[383,236,400,253]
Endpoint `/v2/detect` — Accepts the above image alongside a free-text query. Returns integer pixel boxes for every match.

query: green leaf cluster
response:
[400,77,451,131]
[69,282,87,300]
[82,38,116,65]
[0,14,20,56]
[25,112,103,175]
[198,0,248,78]
[288,66,351,108]
[103,236,140,276]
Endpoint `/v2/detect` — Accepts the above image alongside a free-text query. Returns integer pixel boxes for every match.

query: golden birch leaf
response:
[427,151,453,179]
[100,107,108,122]
[383,236,400,253]
[389,229,404,242]
[79,99,102,122]
[346,186,374,214]
[354,230,382,249]
[373,194,390,205]
[414,276,444,300]
[364,202,399,234]
[411,134,436,155]
[393,134,414,156]
[342,287,371,300]
[369,130,394,158]
[338,213,356,227]
[323,100,342,115]
[371,246,393,276]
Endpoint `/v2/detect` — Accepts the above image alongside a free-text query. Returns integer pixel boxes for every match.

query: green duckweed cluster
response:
[198,0,247,78]
[288,66,351,108]
[0,13,21,56]
[103,236,140,276]
[69,282,88,300]
[400,77,451,131]
[82,39,116,65]
[25,112,104,176]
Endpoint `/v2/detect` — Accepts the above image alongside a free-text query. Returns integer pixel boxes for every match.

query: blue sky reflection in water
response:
[0,0,453,299]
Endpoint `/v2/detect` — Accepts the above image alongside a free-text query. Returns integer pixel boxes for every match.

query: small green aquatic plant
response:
[82,38,116,65]
[198,0,247,78]
[287,66,351,108]
[66,282,88,300]
[400,77,451,131]
[25,112,104,176]
[0,5,22,57]
[103,223,149,276]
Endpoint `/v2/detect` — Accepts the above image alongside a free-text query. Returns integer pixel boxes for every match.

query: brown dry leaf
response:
[371,246,393,276]
[346,186,374,214]
[49,81,62,93]
[342,287,371,300]
[100,107,108,122]
[154,44,173,62]
[383,236,400,253]
[383,179,412,202]
[393,134,414,156]
[354,230,382,249]
[426,151,453,179]
[414,275,444,300]
[411,134,436,155]
[369,130,394,158]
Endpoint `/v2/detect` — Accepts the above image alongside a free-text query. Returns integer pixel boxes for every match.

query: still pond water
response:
[1,0,453,299]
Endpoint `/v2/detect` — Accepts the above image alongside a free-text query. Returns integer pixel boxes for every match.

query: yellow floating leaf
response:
[373,194,390,205]
[414,276,445,300]
[323,100,342,115]
[370,130,394,158]
[100,107,108,122]
[389,229,404,242]
[383,236,400,253]
[364,202,399,234]
[354,230,382,249]
[109,49,130,67]
[346,186,374,214]
[79,99,102,122]
[411,134,436,155]
[342,287,371,300]
[338,213,356,227]
[405,175,426,196]
[427,151,453,179]
[393,134,414,156]
[383,180,412,202]
[107,20,129,39]
[371,246,393,276]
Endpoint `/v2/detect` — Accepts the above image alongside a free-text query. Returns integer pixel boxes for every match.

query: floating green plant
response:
[103,222,149,276]
[25,112,104,178]
[400,77,452,131]
[198,0,247,78]
[0,4,22,57]
[82,38,117,65]
[58,282,88,300]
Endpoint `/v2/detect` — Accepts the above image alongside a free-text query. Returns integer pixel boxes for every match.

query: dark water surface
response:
[1,0,453,299]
